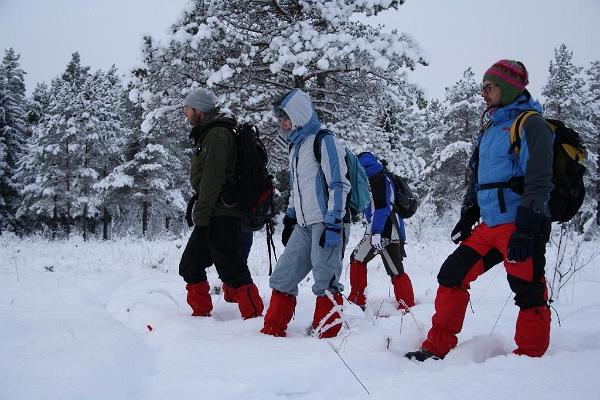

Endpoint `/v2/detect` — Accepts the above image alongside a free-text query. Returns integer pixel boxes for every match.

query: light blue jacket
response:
[276,89,350,228]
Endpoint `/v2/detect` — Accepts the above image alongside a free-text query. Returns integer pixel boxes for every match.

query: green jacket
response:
[189,111,240,226]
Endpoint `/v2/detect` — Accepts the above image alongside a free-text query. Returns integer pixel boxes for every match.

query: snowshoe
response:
[404,349,441,362]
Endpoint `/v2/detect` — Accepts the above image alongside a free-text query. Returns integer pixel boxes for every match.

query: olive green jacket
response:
[189,111,240,226]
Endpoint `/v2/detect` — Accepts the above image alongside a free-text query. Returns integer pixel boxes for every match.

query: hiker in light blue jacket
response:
[260,89,351,339]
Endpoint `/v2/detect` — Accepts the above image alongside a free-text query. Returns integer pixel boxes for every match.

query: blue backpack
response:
[313,130,370,216]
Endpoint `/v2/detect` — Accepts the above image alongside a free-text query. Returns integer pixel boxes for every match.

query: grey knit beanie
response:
[184,88,217,112]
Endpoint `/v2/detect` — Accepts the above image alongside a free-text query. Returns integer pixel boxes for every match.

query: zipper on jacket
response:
[294,146,307,224]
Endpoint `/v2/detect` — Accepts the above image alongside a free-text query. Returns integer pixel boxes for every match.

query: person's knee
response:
[508,275,547,308]
[437,245,481,287]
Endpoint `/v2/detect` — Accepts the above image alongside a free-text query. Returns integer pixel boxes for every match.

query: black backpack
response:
[186,122,275,231]
[230,123,276,231]
[509,111,587,223]
[383,171,418,219]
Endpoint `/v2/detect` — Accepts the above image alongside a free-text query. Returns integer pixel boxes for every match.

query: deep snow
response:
[1,221,599,400]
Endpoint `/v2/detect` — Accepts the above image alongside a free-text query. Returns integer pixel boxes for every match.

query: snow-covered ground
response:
[1,221,599,400]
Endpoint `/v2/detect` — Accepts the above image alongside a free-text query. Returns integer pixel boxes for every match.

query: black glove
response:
[507,207,547,262]
[281,215,297,247]
[451,204,480,244]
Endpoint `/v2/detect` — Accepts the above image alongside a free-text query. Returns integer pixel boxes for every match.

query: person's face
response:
[184,105,204,126]
[481,80,501,108]
[278,116,292,131]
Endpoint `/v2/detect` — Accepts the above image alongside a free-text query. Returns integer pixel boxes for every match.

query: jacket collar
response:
[488,90,543,125]
[189,110,236,144]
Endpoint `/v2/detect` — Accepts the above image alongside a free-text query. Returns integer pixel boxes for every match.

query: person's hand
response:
[507,230,533,262]
[320,227,341,248]
[451,204,480,244]
[281,215,296,247]
[371,233,383,251]
[507,206,546,262]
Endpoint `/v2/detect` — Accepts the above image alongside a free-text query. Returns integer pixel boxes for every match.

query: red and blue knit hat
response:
[483,60,529,106]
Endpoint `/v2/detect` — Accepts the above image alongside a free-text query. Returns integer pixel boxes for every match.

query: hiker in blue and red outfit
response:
[406,60,554,361]
[260,89,351,339]
[347,152,415,311]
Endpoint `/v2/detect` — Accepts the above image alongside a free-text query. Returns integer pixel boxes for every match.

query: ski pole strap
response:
[479,176,524,214]
[185,193,199,227]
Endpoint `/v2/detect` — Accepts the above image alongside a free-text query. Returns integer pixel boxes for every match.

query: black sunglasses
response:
[481,83,498,93]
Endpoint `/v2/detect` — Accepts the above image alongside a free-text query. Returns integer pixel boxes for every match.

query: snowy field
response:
[1,220,599,400]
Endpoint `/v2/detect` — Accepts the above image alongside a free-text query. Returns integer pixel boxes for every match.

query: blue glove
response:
[320,227,341,248]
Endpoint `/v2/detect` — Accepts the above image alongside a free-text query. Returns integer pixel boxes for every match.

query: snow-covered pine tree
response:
[97,37,185,238]
[542,44,595,229]
[17,53,91,237]
[140,0,425,174]
[584,60,600,228]
[0,48,29,234]
[27,82,50,126]
[69,66,131,240]
[421,68,484,215]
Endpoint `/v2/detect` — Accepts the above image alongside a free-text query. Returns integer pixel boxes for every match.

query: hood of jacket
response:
[274,89,321,145]
[358,152,384,177]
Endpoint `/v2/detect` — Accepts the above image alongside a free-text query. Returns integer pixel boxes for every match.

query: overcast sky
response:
[1,0,599,100]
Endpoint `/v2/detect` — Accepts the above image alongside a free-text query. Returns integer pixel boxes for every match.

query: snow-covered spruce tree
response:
[17,53,92,237]
[421,68,484,215]
[140,0,425,175]
[27,82,50,126]
[71,66,131,240]
[98,37,186,238]
[0,48,28,234]
[542,44,595,230]
[584,60,600,228]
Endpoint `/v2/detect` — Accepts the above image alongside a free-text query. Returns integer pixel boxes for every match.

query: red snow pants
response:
[422,222,550,358]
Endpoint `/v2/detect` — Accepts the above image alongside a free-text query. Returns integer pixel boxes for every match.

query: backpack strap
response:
[313,129,331,164]
[509,110,541,155]
[312,129,352,221]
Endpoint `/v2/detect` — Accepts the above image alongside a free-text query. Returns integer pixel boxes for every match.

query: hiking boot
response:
[260,290,297,337]
[404,349,441,362]
[235,283,264,320]
[186,282,213,317]
[312,291,343,339]
[222,283,237,303]
[391,273,415,310]
[348,259,367,307]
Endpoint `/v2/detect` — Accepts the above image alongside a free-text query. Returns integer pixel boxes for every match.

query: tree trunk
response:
[82,204,88,241]
[103,207,111,241]
[52,195,58,240]
[142,201,148,237]
[165,215,170,231]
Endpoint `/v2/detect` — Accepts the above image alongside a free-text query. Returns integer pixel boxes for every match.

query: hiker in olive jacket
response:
[179,88,263,320]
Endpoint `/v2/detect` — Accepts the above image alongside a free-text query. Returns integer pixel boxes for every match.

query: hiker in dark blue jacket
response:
[348,152,415,311]
[407,60,554,362]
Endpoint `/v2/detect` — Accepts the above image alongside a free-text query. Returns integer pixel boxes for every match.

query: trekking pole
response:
[327,342,370,395]
[490,291,512,336]
[266,220,277,276]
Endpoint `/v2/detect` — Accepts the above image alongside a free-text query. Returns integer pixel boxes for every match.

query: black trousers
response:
[179,215,253,288]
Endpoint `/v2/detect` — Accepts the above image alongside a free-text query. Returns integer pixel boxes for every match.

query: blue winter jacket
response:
[475,93,554,227]
[358,152,406,241]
